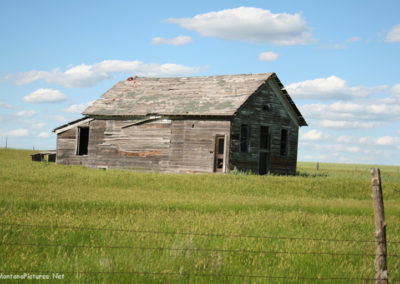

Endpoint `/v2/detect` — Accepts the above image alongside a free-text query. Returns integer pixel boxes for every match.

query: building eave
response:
[53,117,94,134]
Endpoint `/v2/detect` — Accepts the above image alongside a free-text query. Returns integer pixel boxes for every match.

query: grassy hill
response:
[0,149,399,282]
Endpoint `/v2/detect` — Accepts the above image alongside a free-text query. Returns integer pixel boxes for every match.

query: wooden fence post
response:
[370,168,388,284]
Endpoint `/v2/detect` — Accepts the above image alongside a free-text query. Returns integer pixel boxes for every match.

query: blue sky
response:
[1,0,399,165]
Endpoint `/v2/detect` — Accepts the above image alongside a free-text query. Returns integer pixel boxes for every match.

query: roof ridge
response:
[81,72,306,126]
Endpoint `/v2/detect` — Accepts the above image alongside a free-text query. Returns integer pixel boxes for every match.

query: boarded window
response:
[280,129,288,156]
[260,126,270,150]
[77,127,89,156]
[240,124,250,152]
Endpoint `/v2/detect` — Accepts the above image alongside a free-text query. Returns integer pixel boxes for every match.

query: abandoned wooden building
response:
[53,73,307,174]
[31,151,56,162]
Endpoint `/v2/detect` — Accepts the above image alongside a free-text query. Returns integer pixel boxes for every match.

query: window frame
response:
[280,129,289,157]
[76,126,90,156]
[259,125,270,151]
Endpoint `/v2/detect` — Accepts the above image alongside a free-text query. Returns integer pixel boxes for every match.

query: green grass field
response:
[0,149,399,283]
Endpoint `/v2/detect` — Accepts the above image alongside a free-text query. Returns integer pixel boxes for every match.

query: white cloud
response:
[389,84,400,99]
[64,101,95,113]
[337,136,374,145]
[295,79,400,132]
[2,60,208,88]
[31,122,45,129]
[24,89,67,103]
[16,110,37,117]
[316,119,380,129]
[287,76,387,100]
[301,134,400,165]
[137,62,207,77]
[165,7,314,45]
[336,136,354,144]
[0,101,13,108]
[301,129,325,141]
[48,115,67,123]
[358,136,374,144]
[347,36,362,42]
[1,129,29,137]
[151,35,193,45]
[320,44,347,50]
[345,147,359,153]
[375,136,400,146]
[337,134,400,148]
[38,132,51,138]
[258,51,278,61]
[11,118,46,130]
[386,24,400,42]
[301,97,400,124]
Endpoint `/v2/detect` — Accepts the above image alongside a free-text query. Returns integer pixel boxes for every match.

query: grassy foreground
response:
[0,149,399,283]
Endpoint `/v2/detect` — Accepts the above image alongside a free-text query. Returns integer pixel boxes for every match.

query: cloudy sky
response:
[1,0,399,165]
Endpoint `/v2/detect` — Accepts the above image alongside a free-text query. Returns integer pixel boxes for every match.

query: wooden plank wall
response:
[169,120,230,173]
[56,118,230,173]
[98,119,171,171]
[56,121,89,165]
[230,82,299,175]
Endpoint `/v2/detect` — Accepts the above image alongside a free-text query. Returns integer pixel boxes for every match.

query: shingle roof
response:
[82,73,307,125]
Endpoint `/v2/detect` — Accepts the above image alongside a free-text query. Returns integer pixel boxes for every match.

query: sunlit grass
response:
[0,148,399,282]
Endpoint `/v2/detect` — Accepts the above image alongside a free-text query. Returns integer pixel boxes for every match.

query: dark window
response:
[260,126,269,150]
[280,129,288,156]
[77,127,89,155]
[240,124,250,152]
[263,104,271,112]
[214,136,225,172]
[217,137,224,154]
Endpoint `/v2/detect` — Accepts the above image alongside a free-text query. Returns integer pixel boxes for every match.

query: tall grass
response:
[0,149,399,282]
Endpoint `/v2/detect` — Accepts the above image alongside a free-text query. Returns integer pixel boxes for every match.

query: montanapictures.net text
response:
[0,273,64,280]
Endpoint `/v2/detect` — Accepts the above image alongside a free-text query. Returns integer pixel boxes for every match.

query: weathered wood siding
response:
[56,118,230,173]
[56,121,90,165]
[169,119,230,173]
[230,81,299,175]
[57,119,171,171]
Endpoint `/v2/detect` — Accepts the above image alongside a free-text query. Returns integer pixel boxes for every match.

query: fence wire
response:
[1,222,397,282]
[2,222,399,244]
[2,241,398,258]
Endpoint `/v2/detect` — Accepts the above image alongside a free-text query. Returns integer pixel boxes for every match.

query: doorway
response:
[214,135,225,172]
[259,152,270,175]
[259,126,271,174]
[77,127,89,156]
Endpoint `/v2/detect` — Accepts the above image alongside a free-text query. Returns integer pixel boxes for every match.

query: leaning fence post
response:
[370,168,388,284]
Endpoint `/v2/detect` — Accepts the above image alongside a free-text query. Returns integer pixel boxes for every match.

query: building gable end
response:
[266,79,301,127]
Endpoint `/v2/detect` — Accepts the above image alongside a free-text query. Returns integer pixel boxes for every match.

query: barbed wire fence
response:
[0,222,399,282]
[0,168,397,282]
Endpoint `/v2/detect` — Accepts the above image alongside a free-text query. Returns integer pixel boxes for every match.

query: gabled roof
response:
[83,73,307,126]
